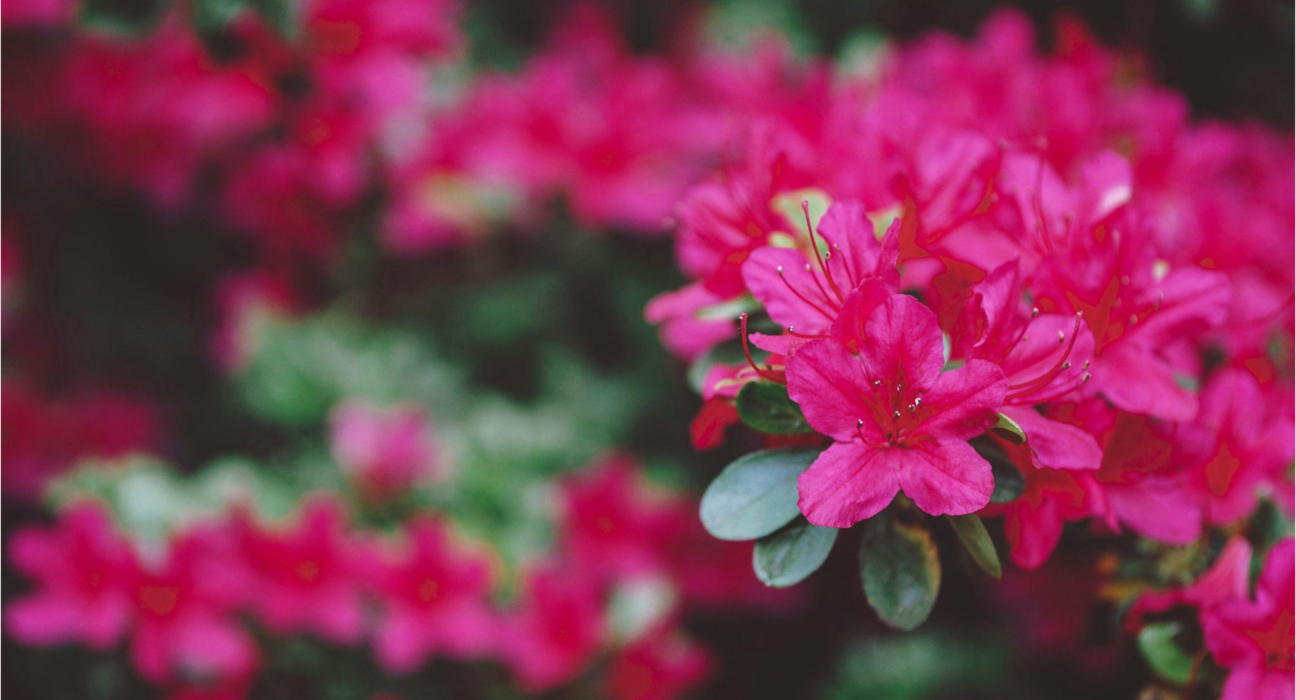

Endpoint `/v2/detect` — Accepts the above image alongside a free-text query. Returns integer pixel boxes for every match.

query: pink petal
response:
[1095,343,1197,421]
[1004,497,1064,570]
[816,200,899,290]
[785,339,884,443]
[1002,407,1102,471]
[897,440,995,516]
[1256,538,1294,605]
[743,246,839,335]
[917,360,1007,442]
[796,441,901,528]
[828,279,890,353]
[748,332,809,355]
[1105,479,1202,544]
[858,295,946,392]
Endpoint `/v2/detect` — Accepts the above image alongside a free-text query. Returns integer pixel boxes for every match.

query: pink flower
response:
[6,503,138,649]
[1187,368,1295,525]
[367,517,497,673]
[643,283,734,362]
[558,455,674,583]
[786,293,1007,527]
[500,560,604,691]
[951,260,1102,471]
[1128,536,1254,626]
[2,384,162,500]
[1205,539,1294,700]
[329,401,446,501]
[128,528,258,684]
[604,629,711,700]
[988,437,1099,569]
[741,200,899,353]
[231,497,367,644]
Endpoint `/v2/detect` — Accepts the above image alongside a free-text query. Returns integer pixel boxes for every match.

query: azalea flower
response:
[231,497,368,644]
[1204,539,1295,700]
[6,503,139,649]
[742,200,899,354]
[367,517,497,674]
[329,401,446,501]
[786,293,1007,527]
[500,560,605,691]
[128,527,258,684]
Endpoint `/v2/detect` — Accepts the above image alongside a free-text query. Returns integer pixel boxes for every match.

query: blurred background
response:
[1,0,1291,699]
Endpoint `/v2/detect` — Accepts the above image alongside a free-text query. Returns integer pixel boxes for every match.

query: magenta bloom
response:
[232,497,367,644]
[1188,368,1295,525]
[558,455,674,583]
[604,629,711,700]
[786,294,1007,527]
[952,260,1102,471]
[329,400,446,500]
[128,528,257,684]
[6,503,138,649]
[742,200,899,353]
[368,517,497,674]
[1205,539,1294,700]
[500,560,605,692]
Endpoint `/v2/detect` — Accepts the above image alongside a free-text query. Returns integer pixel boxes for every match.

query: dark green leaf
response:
[736,381,814,435]
[859,513,941,631]
[700,448,819,541]
[1138,622,1195,684]
[753,519,838,587]
[80,0,167,36]
[991,413,1027,444]
[973,439,1024,504]
[947,514,1001,578]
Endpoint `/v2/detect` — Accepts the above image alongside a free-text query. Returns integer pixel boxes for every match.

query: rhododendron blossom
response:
[786,294,1007,526]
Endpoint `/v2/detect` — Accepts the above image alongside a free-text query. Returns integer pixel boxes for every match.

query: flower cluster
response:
[657,9,1293,696]
[7,454,773,698]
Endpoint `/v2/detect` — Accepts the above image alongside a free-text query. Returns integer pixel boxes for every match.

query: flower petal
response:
[916,360,1007,442]
[796,441,901,528]
[859,294,946,392]
[786,338,884,443]
[1002,407,1103,471]
[897,440,995,516]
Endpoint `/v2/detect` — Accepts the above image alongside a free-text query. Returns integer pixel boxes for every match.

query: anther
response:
[872,380,881,387]
[1058,331,1065,343]
[892,410,901,419]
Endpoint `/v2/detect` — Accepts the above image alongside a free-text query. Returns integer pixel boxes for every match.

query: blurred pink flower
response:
[6,503,139,649]
[329,400,446,500]
[367,517,497,673]
[231,497,368,644]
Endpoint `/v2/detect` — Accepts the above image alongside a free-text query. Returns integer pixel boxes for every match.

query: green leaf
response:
[947,514,1001,578]
[859,513,941,631]
[1138,622,1196,684]
[753,519,838,587]
[991,413,1027,445]
[80,0,166,36]
[736,381,815,435]
[973,439,1024,504]
[700,448,819,541]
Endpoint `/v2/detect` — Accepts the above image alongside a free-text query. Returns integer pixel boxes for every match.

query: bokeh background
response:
[2,1,1291,699]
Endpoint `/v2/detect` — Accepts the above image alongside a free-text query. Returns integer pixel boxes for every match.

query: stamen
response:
[801,201,845,303]
[1006,313,1085,400]
[775,265,837,321]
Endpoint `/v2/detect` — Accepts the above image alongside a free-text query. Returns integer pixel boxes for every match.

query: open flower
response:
[786,293,1007,527]
[1205,539,1294,700]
